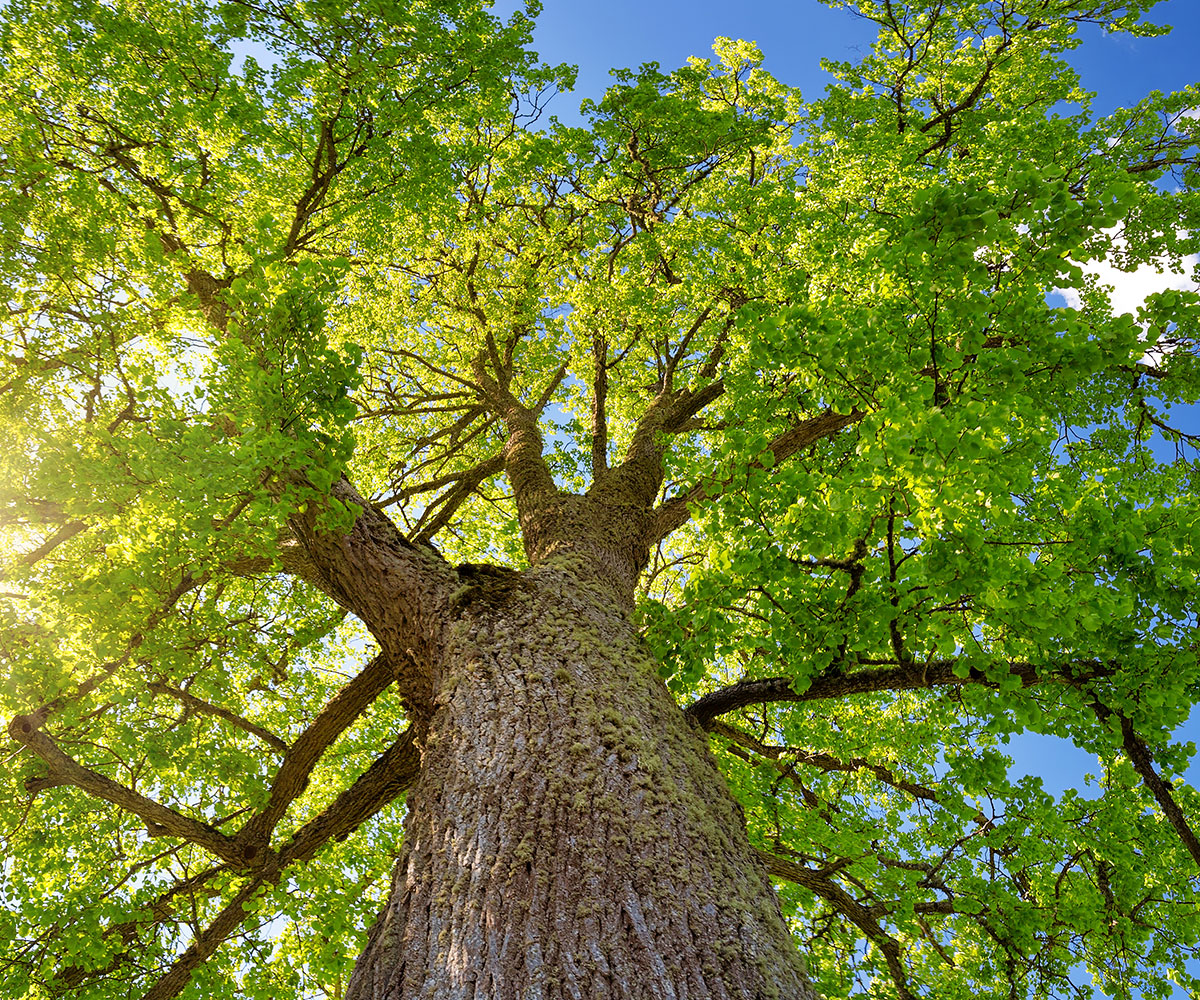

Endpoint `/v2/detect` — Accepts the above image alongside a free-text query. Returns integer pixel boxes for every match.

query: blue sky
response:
[504,0,1200,120]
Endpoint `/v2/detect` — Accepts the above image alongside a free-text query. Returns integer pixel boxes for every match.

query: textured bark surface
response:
[345,557,816,1000]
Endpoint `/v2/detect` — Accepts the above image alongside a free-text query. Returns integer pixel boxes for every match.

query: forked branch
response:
[48,724,421,1000]
[757,849,917,1000]
[138,726,421,1000]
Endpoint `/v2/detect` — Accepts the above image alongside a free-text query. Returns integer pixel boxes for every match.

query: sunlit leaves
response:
[633,2,1200,993]
[3,0,1200,996]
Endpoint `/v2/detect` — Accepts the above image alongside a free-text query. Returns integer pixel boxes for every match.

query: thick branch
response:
[234,653,396,851]
[8,716,251,869]
[593,380,726,509]
[286,478,454,705]
[183,268,232,331]
[686,658,1115,728]
[223,533,358,610]
[276,536,353,603]
[470,353,567,548]
[282,725,421,863]
[592,332,609,481]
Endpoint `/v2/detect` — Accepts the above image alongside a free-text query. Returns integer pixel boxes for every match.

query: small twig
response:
[147,682,289,755]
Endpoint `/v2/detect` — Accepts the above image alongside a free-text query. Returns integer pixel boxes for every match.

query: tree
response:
[2,0,1199,995]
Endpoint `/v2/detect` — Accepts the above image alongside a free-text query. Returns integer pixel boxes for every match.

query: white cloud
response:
[1057,229,1197,316]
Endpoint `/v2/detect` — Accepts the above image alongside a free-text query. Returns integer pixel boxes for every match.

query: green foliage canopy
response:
[1,0,1199,997]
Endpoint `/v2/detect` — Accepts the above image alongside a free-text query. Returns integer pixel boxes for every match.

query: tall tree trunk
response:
[345,556,816,1000]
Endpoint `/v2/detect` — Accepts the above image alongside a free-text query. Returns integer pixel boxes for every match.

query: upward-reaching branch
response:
[232,653,396,852]
[592,332,609,481]
[469,348,567,553]
[652,408,865,542]
[590,381,727,512]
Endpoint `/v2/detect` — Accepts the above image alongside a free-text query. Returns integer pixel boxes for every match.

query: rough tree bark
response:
[342,545,816,1000]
